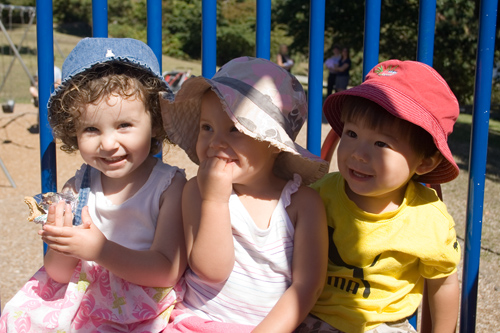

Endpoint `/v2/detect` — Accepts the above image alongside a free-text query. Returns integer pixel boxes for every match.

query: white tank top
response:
[74,160,182,250]
[179,174,301,325]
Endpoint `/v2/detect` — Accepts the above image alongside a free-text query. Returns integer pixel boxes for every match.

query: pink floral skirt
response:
[0,260,177,332]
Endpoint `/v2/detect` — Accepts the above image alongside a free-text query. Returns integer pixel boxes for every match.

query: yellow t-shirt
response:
[310,173,460,333]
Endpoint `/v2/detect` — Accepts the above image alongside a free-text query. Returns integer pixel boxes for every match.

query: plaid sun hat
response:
[323,59,460,184]
[160,56,329,185]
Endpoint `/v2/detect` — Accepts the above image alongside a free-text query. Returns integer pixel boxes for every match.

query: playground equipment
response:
[0,4,37,112]
[34,0,496,332]
[163,68,192,93]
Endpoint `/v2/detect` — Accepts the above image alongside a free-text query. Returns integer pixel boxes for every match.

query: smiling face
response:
[196,90,280,187]
[76,93,154,182]
[336,99,443,213]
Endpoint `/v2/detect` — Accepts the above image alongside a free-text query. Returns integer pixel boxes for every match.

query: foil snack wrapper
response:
[25,192,78,225]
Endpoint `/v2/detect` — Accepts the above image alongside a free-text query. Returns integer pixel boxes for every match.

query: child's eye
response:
[200,123,212,132]
[375,141,389,148]
[84,126,98,133]
[119,123,132,129]
[345,130,356,138]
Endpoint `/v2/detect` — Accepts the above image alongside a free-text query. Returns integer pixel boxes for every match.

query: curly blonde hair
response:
[49,61,170,155]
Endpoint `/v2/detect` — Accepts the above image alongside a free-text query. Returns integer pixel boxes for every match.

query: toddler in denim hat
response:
[0,38,187,332]
[297,60,461,333]
[161,56,329,332]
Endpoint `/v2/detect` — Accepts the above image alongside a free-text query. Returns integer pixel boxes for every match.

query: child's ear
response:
[415,151,443,176]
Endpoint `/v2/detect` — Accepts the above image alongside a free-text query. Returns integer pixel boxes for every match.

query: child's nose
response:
[100,133,119,151]
[209,133,228,150]
[351,144,369,162]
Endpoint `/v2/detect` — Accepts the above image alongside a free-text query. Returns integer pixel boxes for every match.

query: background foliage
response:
[2,0,499,104]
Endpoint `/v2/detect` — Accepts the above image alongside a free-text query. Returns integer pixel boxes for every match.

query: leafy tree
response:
[274,0,490,104]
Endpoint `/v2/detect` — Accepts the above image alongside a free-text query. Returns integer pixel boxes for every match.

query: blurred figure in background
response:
[276,44,294,72]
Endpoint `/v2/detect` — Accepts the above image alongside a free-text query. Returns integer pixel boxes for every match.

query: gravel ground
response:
[0,103,498,331]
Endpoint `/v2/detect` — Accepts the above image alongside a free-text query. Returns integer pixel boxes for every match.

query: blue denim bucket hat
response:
[48,37,172,111]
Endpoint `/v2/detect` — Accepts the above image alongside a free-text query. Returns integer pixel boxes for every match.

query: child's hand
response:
[40,205,107,262]
[197,156,233,202]
[43,200,74,227]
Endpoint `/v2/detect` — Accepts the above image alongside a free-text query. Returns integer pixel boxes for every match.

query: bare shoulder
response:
[287,185,325,223]
[183,176,199,194]
[160,171,187,202]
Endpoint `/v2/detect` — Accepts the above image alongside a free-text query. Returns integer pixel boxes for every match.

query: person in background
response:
[334,47,351,92]
[29,65,62,108]
[276,44,295,72]
[325,45,341,96]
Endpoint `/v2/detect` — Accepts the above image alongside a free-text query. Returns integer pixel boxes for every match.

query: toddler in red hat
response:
[298,60,461,333]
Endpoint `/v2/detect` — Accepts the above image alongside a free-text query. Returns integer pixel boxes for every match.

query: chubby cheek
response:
[195,138,207,162]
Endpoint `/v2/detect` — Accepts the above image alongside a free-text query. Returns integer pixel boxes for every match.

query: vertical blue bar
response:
[202,0,217,78]
[460,0,498,331]
[147,0,163,160]
[416,0,436,66]
[362,0,381,78]
[147,0,163,73]
[92,0,108,37]
[36,0,57,254]
[36,0,57,194]
[306,0,325,156]
[256,0,271,59]
[414,2,436,328]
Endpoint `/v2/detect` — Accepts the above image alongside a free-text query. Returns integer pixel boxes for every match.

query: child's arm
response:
[41,173,187,287]
[253,186,328,333]
[42,202,81,283]
[183,157,235,283]
[40,177,80,283]
[426,272,459,333]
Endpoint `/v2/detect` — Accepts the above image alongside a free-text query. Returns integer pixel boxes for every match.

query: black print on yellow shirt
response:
[327,226,381,298]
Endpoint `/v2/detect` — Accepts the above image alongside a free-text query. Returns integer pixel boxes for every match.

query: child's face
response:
[76,94,153,181]
[337,118,428,212]
[196,91,279,185]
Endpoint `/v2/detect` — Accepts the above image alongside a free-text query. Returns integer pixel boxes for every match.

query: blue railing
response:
[34,1,497,331]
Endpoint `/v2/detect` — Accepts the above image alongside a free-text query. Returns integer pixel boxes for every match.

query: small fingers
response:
[79,206,92,229]
[54,201,66,227]
[63,203,73,227]
[46,204,57,226]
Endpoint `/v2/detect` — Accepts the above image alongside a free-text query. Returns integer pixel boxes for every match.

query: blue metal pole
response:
[256,0,271,60]
[460,0,498,331]
[147,0,163,73]
[202,0,217,78]
[92,0,108,37]
[36,0,57,254]
[412,1,436,329]
[147,0,163,160]
[36,0,57,195]
[306,0,325,156]
[362,0,381,78]
[416,0,436,66]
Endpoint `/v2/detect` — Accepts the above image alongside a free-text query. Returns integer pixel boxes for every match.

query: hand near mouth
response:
[197,156,234,203]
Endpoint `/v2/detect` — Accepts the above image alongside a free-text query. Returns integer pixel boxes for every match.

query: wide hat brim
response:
[161,57,329,185]
[323,61,459,184]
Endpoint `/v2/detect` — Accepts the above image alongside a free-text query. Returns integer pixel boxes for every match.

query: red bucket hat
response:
[323,59,459,184]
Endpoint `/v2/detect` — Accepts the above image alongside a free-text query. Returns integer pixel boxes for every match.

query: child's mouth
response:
[350,169,371,179]
[102,156,127,164]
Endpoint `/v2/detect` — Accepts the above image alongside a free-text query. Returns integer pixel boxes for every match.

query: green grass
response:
[0,28,202,104]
